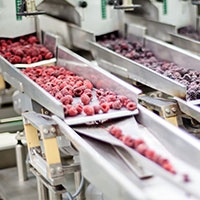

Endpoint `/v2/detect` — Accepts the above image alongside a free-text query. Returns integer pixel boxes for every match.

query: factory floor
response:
[0,166,76,200]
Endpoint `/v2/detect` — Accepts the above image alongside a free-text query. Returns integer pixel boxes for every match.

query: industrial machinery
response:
[2,0,200,200]
[90,25,200,133]
[2,38,200,199]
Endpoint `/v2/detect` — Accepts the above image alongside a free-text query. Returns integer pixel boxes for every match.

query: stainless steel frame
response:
[90,25,200,122]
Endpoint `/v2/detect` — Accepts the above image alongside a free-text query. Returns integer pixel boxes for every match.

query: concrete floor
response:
[0,167,37,200]
[0,167,76,200]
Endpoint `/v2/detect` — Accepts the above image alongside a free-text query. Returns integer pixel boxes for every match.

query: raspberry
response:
[119,135,124,141]
[83,105,94,116]
[31,49,39,57]
[28,36,38,44]
[63,106,68,116]
[96,89,105,98]
[75,80,83,87]
[136,143,148,155]
[38,55,43,61]
[123,136,135,147]
[123,99,131,107]
[45,52,53,59]
[67,104,72,110]
[55,92,63,100]
[126,102,137,111]
[68,106,78,116]
[93,105,100,114]
[73,86,85,96]
[99,98,106,105]
[74,103,83,114]
[108,126,122,138]
[84,89,93,99]
[133,139,145,148]
[162,162,173,172]
[61,86,73,96]
[112,100,122,110]
[144,149,155,160]
[106,95,116,102]
[183,174,190,182]
[100,102,110,113]
[14,56,21,63]
[32,57,39,63]
[81,93,91,105]
[84,80,93,89]
[60,95,73,105]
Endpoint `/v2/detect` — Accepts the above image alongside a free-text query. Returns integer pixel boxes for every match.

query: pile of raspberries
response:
[107,125,190,182]
[98,35,200,101]
[0,34,53,64]
[107,125,176,175]
[21,65,137,117]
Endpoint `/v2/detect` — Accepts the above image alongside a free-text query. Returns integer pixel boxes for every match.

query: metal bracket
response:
[49,163,64,178]
[41,125,57,139]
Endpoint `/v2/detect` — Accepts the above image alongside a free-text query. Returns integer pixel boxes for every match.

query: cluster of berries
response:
[21,65,137,117]
[0,34,53,64]
[107,125,176,175]
[98,35,200,101]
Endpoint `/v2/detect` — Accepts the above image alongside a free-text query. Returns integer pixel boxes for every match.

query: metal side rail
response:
[52,105,200,200]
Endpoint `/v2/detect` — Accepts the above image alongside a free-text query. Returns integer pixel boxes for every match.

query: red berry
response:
[68,106,78,116]
[74,103,83,114]
[162,162,173,172]
[81,93,91,105]
[136,143,148,155]
[93,105,100,114]
[144,149,155,160]
[32,56,39,63]
[75,80,83,87]
[100,102,110,113]
[45,52,53,59]
[106,95,116,102]
[133,139,145,148]
[126,102,137,111]
[183,174,190,182]
[83,105,94,116]
[109,126,122,139]
[123,136,135,147]
[73,86,85,97]
[112,100,122,110]
[84,80,93,89]
[60,95,73,105]
[55,92,63,100]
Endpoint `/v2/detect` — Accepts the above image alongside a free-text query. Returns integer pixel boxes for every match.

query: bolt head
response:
[57,167,63,174]
[50,168,56,175]
[43,128,48,135]
[171,107,176,113]
[165,108,170,114]
[50,127,56,133]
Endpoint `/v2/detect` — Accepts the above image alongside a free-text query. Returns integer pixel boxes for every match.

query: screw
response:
[57,167,63,174]
[165,108,170,114]
[50,127,56,133]
[171,107,177,113]
[50,168,56,175]
[20,132,24,136]
[44,111,49,115]
[43,128,48,135]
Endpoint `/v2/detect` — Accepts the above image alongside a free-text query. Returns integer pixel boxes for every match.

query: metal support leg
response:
[74,171,86,200]
[36,176,49,200]
[15,140,28,182]
[49,190,62,200]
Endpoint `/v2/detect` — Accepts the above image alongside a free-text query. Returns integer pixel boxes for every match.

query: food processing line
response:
[2,33,200,200]
[2,0,200,200]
